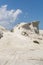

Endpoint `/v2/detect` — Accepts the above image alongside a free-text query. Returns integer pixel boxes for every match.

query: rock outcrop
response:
[0,26,9,39]
[12,21,39,37]
[0,30,3,38]
[22,21,39,34]
[31,21,39,34]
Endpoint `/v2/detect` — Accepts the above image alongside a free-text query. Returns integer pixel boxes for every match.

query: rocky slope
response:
[0,21,43,65]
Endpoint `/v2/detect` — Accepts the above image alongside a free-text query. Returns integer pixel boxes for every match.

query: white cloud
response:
[0,5,22,29]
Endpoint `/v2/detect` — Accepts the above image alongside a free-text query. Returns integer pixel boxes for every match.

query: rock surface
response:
[0,21,43,65]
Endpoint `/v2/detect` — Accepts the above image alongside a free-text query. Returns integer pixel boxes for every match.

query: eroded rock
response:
[0,30,3,39]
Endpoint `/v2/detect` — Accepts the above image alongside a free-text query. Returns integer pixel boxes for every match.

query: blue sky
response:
[0,0,43,29]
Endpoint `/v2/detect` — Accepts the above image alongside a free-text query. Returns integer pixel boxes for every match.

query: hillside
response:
[0,21,43,65]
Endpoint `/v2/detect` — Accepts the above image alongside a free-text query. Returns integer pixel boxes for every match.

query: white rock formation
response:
[0,21,43,65]
[0,26,10,39]
[0,26,8,32]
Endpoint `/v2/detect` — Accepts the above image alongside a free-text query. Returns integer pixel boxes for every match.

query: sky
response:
[0,0,43,30]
